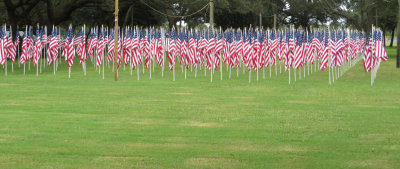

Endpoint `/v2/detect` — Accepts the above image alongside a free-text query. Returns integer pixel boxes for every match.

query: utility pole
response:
[273,14,277,30]
[259,12,262,28]
[114,0,119,81]
[210,0,214,28]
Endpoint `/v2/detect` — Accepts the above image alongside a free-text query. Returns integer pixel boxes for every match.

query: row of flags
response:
[0,25,20,65]
[363,26,388,72]
[0,24,387,80]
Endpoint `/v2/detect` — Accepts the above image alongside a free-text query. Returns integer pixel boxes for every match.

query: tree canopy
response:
[0,0,398,32]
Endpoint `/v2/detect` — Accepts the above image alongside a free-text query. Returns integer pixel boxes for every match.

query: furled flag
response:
[131,27,140,70]
[374,29,388,62]
[107,29,115,63]
[64,25,75,67]
[320,29,330,71]
[167,27,176,70]
[33,25,42,66]
[47,26,59,65]
[20,26,29,65]
[0,25,6,65]
[363,30,373,72]
[87,27,98,60]
[5,26,16,63]
[97,27,106,66]
[294,30,304,69]
[206,29,216,70]
[75,26,87,64]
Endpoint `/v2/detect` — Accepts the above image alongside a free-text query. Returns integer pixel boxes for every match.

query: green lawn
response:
[0,48,399,168]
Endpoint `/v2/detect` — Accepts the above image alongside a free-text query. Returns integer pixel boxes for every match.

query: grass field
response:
[0,47,399,168]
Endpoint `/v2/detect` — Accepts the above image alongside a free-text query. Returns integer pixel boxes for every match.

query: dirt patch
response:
[172,92,192,95]
[287,100,316,104]
[185,157,240,167]
[276,145,308,152]
[381,145,400,150]
[128,142,187,148]
[182,121,220,127]
[348,159,392,169]
[0,83,19,86]
[134,119,164,125]
[93,156,149,161]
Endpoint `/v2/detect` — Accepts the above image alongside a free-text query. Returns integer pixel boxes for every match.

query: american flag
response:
[334,29,345,67]
[189,30,198,68]
[74,26,87,64]
[269,29,277,67]
[41,27,47,46]
[11,28,20,63]
[223,30,232,67]
[213,29,222,69]
[142,30,150,69]
[320,29,330,71]
[96,27,105,66]
[5,26,16,63]
[294,30,303,69]
[153,30,162,67]
[235,29,243,66]
[47,26,59,65]
[20,26,29,64]
[0,25,7,66]
[87,27,98,59]
[181,30,189,69]
[33,25,42,66]
[166,27,175,70]
[123,27,132,66]
[254,29,263,70]
[107,29,115,63]
[363,30,373,72]
[64,25,75,67]
[285,28,294,70]
[243,28,252,70]
[197,30,207,66]
[117,29,122,68]
[206,29,216,70]
[374,29,388,62]
[131,27,140,70]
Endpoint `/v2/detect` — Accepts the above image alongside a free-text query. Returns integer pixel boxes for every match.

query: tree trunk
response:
[383,29,386,47]
[390,27,395,47]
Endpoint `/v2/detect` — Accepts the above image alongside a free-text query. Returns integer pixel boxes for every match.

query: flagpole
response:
[270,62,272,78]
[211,52,214,83]
[84,25,87,76]
[103,27,106,79]
[173,53,175,81]
[53,27,56,75]
[257,67,259,81]
[5,59,7,77]
[185,62,187,80]
[204,54,206,76]
[263,61,265,79]
[249,68,251,83]
[220,51,222,80]
[162,28,165,78]
[18,25,20,69]
[299,65,301,80]
[289,66,291,85]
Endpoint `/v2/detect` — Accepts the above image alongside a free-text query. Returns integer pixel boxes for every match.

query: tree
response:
[397,0,400,68]
[214,0,285,29]
[284,0,329,29]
